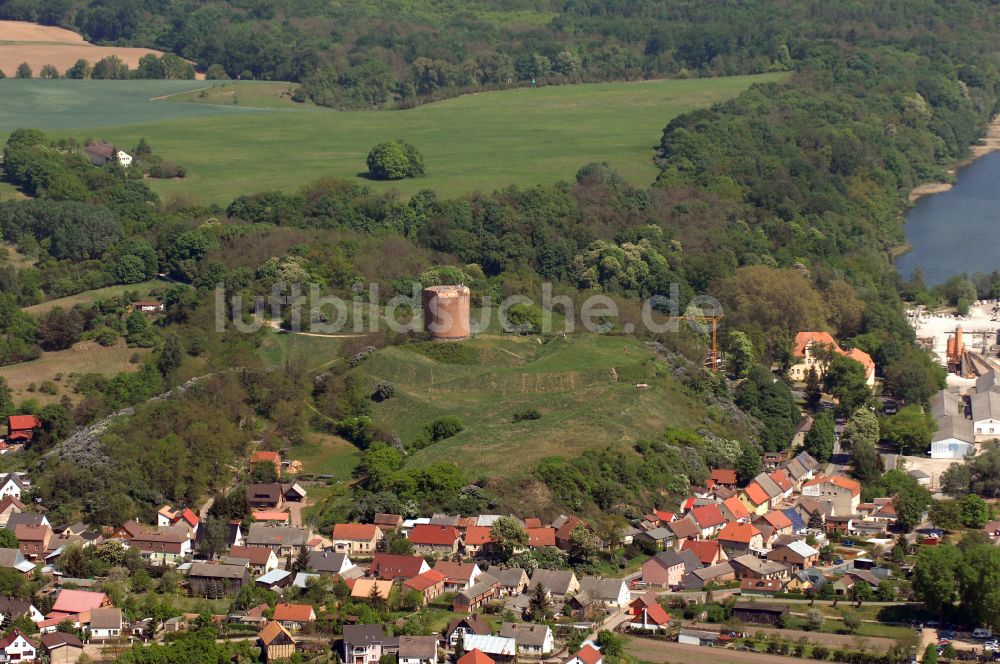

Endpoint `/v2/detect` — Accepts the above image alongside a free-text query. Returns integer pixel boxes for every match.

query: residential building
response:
[566,645,603,664]
[789,331,875,386]
[331,524,383,557]
[729,555,789,581]
[260,621,296,662]
[88,607,122,639]
[767,541,820,570]
[458,650,495,664]
[0,548,36,576]
[463,526,494,557]
[577,576,630,607]
[307,550,354,575]
[342,625,386,664]
[399,636,438,664]
[629,604,670,631]
[682,562,735,590]
[802,476,861,516]
[246,484,283,510]
[681,539,725,566]
[39,631,84,664]
[408,525,461,555]
[368,554,430,581]
[403,570,446,605]
[710,469,737,487]
[127,523,191,565]
[741,578,784,596]
[716,522,763,558]
[15,524,51,560]
[373,513,403,532]
[434,561,481,591]
[272,603,315,631]
[485,566,529,596]
[689,505,726,538]
[244,525,309,558]
[739,482,770,516]
[250,450,282,475]
[462,635,516,663]
[0,629,36,662]
[641,549,701,587]
[6,416,39,444]
[446,616,491,648]
[351,578,393,601]
[228,546,279,575]
[930,390,975,457]
[499,622,554,656]
[188,562,250,597]
[527,569,578,600]
[453,574,500,613]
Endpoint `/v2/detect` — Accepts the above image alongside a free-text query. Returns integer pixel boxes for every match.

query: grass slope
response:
[21,278,172,315]
[0,79,265,132]
[361,333,726,480]
[3,74,784,203]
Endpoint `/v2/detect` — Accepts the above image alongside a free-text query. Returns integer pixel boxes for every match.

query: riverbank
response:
[908,115,1000,203]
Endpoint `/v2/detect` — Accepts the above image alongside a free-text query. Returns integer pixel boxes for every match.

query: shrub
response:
[366,140,425,180]
[425,416,464,441]
[372,382,396,402]
[512,407,541,423]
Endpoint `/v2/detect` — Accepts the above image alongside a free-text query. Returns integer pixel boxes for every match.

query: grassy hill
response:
[1,74,784,204]
[358,334,739,481]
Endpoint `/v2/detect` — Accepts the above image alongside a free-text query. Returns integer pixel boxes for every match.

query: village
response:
[0,324,978,664]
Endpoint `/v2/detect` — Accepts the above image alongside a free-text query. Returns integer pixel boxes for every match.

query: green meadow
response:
[1,74,784,204]
[358,333,736,482]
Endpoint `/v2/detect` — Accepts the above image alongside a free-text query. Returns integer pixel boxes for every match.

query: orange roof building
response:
[458,650,496,664]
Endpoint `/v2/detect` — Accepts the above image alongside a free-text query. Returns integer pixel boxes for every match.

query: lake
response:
[897,151,1000,286]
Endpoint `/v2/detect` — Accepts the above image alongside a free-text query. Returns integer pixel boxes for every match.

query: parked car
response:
[883,400,899,414]
[983,640,998,651]
[975,628,994,639]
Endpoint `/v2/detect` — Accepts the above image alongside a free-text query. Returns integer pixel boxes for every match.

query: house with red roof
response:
[739,482,770,517]
[710,469,738,487]
[250,450,282,475]
[526,527,556,548]
[16,524,51,561]
[52,589,110,617]
[331,524,383,557]
[681,539,725,566]
[758,510,794,539]
[457,649,495,664]
[408,525,461,555]
[0,628,36,661]
[629,603,670,631]
[463,526,494,557]
[768,469,794,499]
[6,415,39,443]
[790,331,876,387]
[802,475,861,516]
[566,644,603,664]
[433,561,481,591]
[689,505,726,538]
[368,553,430,581]
[721,496,750,522]
[403,569,446,605]
[228,545,279,575]
[716,522,763,557]
[273,603,315,630]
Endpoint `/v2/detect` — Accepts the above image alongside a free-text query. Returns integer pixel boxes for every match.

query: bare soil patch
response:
[0,20,165,76]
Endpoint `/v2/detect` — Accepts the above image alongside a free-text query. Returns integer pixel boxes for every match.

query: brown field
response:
[0,340,150,405]
[626,638,816,664]
[0,20,165,77]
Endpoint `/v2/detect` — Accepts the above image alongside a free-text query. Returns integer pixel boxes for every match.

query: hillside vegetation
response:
[364,336,709,472]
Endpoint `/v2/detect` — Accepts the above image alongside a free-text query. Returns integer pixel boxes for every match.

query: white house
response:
[0,474,26,500]
[930,391,975,458]
[116,151,132,168]
[499,623,554,656]
[88,607,122,639]
[398,636,437,664]
[0,629,36,661]
[970,373,1000,442]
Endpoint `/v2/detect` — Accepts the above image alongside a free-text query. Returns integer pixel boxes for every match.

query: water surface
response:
[898,151,1000,285]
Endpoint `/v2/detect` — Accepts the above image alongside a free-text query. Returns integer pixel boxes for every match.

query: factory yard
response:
[908,301,1000,385]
